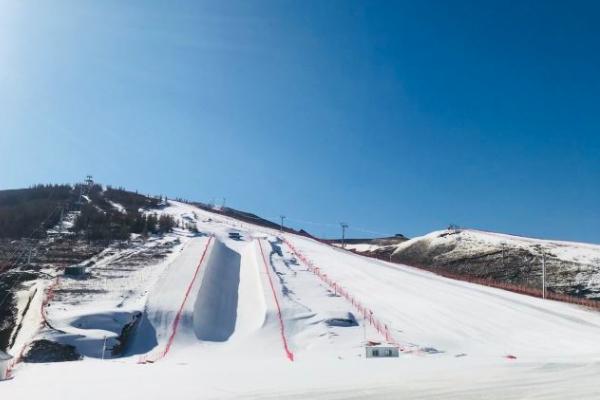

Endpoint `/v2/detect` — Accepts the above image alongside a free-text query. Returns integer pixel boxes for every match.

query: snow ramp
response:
[131,236,254,359]
[128,237,212,357]
[192,240,241,342]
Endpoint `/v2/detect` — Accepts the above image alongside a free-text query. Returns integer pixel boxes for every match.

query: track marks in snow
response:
[261,237,370,359]
[257,239,294,361]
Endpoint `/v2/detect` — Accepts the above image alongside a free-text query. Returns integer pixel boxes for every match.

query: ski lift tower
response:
[340,222,349,249]
[76,175,94,209]
[85,175,94,189]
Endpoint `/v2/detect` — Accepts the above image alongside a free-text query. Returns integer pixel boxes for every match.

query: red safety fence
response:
[40,277,60,328]
[280,236,407,351]
[6,275,61,377]
[257,239,294,361]
[139,236,214,364]
[426,267,600,309]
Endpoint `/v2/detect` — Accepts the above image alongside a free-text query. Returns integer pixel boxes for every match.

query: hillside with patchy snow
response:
[345,229,600,300]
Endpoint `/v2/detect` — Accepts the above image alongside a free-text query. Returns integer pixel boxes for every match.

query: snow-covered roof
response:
[365,341,398,348]
[0,350,13,361]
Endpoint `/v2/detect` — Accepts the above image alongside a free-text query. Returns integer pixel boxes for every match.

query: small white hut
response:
[365,342,399,358]
[0,350,13,380]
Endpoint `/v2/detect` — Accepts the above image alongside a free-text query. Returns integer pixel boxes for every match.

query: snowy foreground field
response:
[3,202,600,399]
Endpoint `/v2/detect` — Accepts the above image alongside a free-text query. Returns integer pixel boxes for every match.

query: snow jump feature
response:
[193,240,241,342]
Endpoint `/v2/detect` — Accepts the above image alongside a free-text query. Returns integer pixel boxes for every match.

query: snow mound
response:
[193,240,241,342]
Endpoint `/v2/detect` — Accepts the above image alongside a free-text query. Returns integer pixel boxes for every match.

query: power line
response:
[346,226,394,237]
[284,217,392,237]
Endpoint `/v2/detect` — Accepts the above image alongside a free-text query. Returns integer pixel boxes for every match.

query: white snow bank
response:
[193,240,241,342]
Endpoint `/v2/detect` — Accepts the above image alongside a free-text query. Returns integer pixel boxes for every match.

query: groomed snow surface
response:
[3,202,600,399]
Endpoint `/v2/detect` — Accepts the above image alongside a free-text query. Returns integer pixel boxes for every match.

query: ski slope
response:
[286,235,600,360]
[3,201,600,399]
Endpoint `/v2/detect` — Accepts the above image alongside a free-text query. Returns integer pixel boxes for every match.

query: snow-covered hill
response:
[3,202,600,399]
[347,228,600,300]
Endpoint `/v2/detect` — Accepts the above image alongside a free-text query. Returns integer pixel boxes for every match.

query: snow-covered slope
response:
[394,229,600,268]
[349,229,600,299]
[3,203,600,399]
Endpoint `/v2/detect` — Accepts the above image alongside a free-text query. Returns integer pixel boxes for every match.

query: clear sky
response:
[1,1,599,242]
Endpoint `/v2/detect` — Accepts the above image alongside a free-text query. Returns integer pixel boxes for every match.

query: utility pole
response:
[340,223,348,249]
[101,336,107,360]
[542,250,546,299]
[280,215,286,233]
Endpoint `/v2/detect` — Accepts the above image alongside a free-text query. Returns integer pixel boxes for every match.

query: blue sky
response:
[1,1,599,242]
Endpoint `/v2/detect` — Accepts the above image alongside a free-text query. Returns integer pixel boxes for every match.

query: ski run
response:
[3,201,600,399]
